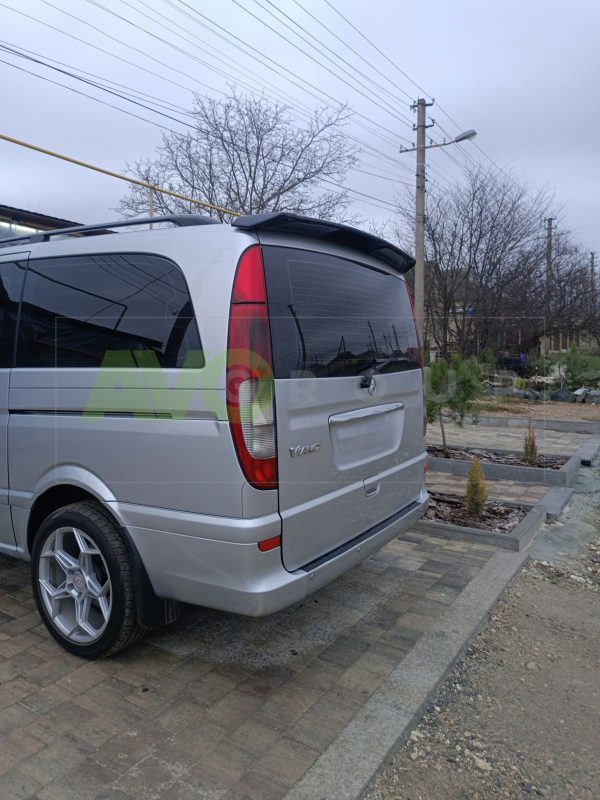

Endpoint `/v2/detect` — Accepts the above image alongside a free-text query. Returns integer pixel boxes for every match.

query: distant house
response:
[0,204,79,239]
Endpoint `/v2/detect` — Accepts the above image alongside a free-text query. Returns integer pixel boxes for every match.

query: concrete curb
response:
[472,415,600,435]
[427,451,579,487]
[576,437,600,466]
[283,549,528,800]
[412,504,546,551]
[538,486,575,520]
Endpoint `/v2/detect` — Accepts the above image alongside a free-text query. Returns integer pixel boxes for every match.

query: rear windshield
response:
[262,246,420,379]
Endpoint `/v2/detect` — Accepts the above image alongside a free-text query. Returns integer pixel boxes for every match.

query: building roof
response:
[0,203,80,230]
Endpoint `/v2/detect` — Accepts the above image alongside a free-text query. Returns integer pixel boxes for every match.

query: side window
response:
[16,253,203,369]
[0,261,26,368]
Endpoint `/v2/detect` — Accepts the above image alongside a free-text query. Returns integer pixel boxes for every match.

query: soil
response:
[366,521,600,800]
[424,493,528,533]
[473,396,600,422]
[427,445,567,470]
[365,559,600,800]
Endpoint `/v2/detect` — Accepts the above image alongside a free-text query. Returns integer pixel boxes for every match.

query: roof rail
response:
[232,212,415,274]
[0,214,218,248]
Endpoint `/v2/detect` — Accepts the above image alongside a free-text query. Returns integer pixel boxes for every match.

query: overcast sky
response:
[1,0,598,252]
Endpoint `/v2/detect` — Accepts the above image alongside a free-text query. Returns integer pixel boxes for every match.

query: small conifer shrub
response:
[465,456,488,518]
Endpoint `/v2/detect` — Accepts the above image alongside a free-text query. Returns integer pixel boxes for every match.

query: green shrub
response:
[534,356,553,377]
[465,457,488,518]
[565,343,587,389]
[426,355,483,456]
[481,346,495,366]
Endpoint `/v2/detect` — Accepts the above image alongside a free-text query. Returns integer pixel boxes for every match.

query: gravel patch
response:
[365,558,600,800]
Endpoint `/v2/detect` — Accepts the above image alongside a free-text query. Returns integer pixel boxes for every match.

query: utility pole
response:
[412,97,434,349]
[545,217,555,295]
[399,112,476,351]
[591,251,597,312]
[542,217,556,356]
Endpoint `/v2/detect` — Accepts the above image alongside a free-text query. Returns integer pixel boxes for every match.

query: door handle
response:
[364,483,381,498]
[329,402,404,425]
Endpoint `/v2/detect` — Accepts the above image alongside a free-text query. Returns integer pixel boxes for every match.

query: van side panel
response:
[7,377,243,517]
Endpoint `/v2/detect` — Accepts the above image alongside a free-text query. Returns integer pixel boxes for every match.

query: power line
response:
[156,0,423,161]
[0,57,189,137]
[2,1,452,207]
[0,1,204,97]
[246,0,414,122]
[320,0,498,176]
[321,0,430,99]
[0,44,199,129]
[123,0,316,118]
[225,0,414,134]
[80,0,326,126]
[290,0,413,103]
[0,0,408,178]
[36,0,229,98]
[0,53,399,213]
[0,39,197,117]
[168,0,410,145]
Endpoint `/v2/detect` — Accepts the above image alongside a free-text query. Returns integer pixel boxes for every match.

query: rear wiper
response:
[355,357,394,376]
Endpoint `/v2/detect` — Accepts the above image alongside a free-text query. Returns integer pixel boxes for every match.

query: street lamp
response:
[400,99,477,351]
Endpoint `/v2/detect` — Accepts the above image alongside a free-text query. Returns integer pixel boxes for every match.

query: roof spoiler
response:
[232,212,415,274]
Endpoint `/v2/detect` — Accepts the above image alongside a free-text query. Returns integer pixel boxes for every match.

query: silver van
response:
[0,213,428,658]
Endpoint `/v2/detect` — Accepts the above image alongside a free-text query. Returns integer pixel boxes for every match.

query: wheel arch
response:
[26,483,180,631]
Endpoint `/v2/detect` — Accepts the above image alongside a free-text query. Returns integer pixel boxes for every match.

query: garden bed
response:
[427,444,582,487]
[424,493,528,533]
[427,445,567,470]
[414,493,548,551]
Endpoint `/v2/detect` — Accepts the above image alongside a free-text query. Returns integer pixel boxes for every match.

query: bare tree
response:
[395,166,591,358]
[118,91,359,221]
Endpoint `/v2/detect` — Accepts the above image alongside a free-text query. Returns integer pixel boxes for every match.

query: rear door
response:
[263,245,426,572]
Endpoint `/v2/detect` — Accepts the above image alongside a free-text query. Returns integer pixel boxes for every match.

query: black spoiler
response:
[232,212,415,274]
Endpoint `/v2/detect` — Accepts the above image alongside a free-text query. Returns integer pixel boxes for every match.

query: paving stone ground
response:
[427,419,588,455]
[0,533,497,800]
[427,471,548,507]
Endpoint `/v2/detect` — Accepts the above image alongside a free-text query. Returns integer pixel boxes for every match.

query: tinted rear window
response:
[263,246,419,378]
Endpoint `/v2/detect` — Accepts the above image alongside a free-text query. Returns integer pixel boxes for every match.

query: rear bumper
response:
[119,488,429,617]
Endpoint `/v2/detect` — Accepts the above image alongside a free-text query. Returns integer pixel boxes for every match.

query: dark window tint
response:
[0,261,26,368]
[17,253,203,368]
[263,247,420,378]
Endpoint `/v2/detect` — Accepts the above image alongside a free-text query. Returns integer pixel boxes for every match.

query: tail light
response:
[227,246,277,490]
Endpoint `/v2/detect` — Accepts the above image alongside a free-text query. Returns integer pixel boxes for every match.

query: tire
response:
[31,501,146,658]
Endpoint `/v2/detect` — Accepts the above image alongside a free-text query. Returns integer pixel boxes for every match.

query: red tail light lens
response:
[227,246,277,490]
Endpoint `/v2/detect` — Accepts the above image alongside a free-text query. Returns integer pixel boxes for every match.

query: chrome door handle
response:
[329,402,404,425]
[364,483,381,498]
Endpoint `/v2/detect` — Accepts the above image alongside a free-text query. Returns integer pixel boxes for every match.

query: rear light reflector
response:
[257,535,281,552]
[227,246,278,490]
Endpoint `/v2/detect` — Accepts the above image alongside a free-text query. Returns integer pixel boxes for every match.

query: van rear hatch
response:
[261,242,426,572]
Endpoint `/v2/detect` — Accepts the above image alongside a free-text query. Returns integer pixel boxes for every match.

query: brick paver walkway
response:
[427,420,587,456]
[427,471,547,507]
[0,534,497,800]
